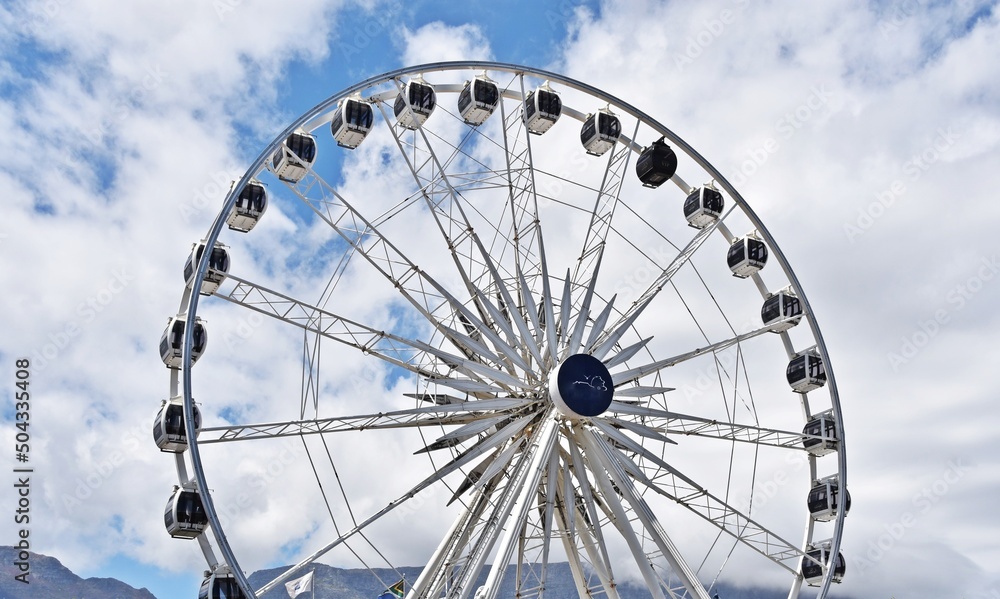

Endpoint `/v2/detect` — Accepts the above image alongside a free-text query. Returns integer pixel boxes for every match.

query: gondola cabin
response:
[761,290,803,332]
[226,180,267,232]
[727,234,768,278]
[635,138,678,188]
[580,108,621,156]
[801,543,846,586]
[184,241,230,296]
[458,75,500,126]
[523,82,561,134]
[164,486,208,539]
[808,476,851,522]
[787,351,826,393]
[160,315,207,369]
[683,186,724,228]
[199,568,248,599]
[802,410,838,456]
[394,78,436,129]
[153,397,202,453]
[269,132,316,184]
[330,96,373,149]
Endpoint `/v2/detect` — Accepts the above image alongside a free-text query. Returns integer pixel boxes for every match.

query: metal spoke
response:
[589,217,725,360]
[199,398,538,443]
[217,273,528,391]
[605,402,814,450]
[580,428,712,599]
[609,322,784,387]
[589,420,812,574]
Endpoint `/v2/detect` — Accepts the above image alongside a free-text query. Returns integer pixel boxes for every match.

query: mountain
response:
[0,546,843,599]
[249,562,793,599]
[0,546,157,599]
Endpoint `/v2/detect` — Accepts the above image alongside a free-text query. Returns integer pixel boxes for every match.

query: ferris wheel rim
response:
[173,60,848,599]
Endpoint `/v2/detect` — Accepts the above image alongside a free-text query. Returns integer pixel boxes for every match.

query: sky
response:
[1,1,999,598]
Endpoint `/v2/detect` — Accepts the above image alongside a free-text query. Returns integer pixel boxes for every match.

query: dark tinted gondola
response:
[683,185,724,228]
[199,567,248,599]
[726,234,767,277]
[761,289,803,332]
[394,78,436,129]
[802,410,838,456]
[164,486,208,539]
[635,138,678,188]
[787,351,826,393]
[184,241,230,296]
[808,476,851,522]
[160,316,207,369]
[523,81,561,134]
[331,95,374,149]
[153,397,202,453]
[801,543,846,586]
[269,131,317,184]
[580,107,621,156]
[226,180,267,232]
[458,75,500,126]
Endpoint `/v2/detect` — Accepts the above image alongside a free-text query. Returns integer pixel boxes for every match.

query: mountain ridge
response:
[0,546,848,599]
[0,546,157,599]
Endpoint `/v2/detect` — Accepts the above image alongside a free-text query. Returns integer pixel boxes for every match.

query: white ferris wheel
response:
[155,61,849,599]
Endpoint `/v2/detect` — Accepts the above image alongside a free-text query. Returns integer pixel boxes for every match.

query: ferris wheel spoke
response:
[605,403,814,450]
[217,273,533,390]
[197,398,539,443]
[580,428,712,599]
[603,335,654,369]
[568,120,640,320]
[589,216,726,361]
[593,422,808,575]
[562,249,602,359]
[255,410,542,596]
[609,322,784,388]
[377,93,539,366]
[569,428,669,599]
[565,435,620,594]
[552,488,596,598]
[476,416,560,599]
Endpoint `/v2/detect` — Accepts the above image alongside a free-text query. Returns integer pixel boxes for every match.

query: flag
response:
[377,578,405,599]
[285,571,314,598]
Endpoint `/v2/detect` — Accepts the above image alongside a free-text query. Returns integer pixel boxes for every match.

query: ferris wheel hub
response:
[548,353,614,418]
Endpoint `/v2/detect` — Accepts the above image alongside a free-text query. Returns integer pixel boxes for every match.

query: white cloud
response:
[401,21,493,65]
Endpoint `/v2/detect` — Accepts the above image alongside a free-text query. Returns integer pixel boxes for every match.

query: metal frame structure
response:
[163,61,848,598]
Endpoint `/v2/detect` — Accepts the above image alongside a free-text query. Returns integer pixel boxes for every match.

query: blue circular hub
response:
[549,354,614,418]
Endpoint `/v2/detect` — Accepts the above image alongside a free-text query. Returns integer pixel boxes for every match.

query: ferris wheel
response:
[155,61,849,599]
